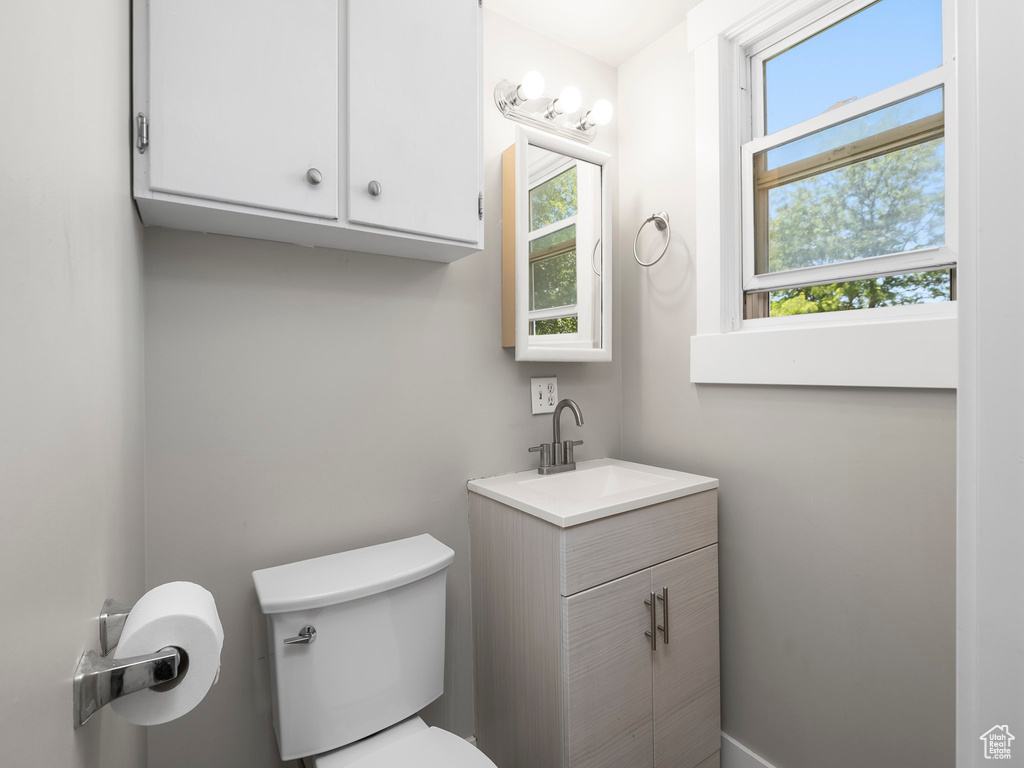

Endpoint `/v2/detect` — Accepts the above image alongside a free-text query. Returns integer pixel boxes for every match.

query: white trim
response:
[954,0,1024,763]
[689,0,957,387]
[691,314,957,388]
[955,0,980,757]
[721,732,783,768]
[689,0,840,52]
[694,37,745,335]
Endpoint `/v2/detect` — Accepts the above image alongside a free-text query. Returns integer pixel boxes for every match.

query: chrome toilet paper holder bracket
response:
[73,598,182,728]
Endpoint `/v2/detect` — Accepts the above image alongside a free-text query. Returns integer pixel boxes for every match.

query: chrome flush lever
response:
[284,625,316,645]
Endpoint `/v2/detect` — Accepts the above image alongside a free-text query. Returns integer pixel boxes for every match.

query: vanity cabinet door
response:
[147,0,339,219]
[347,0,482,244]
[563,570,655,768]
[651,546,721,768]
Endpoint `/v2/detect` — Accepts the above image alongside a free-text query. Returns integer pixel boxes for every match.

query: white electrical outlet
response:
[531,377,558,415]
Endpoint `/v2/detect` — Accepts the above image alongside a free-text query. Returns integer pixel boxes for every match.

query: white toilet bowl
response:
[307,717,494,768]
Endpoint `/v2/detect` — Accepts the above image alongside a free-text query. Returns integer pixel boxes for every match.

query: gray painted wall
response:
[142,12,620,768]
[0,1,146,766]
[617,22,956,768]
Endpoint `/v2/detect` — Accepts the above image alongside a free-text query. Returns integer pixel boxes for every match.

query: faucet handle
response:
[563,439,583,465]
[528,443,552,468]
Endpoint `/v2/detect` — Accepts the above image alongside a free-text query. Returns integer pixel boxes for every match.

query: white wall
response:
[0,1,146,767]
[142,11,620,768]
[956,0,1024,763]
[617,22,955,768]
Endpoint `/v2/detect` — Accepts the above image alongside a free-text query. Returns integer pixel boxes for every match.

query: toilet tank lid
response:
[252,534,455,615]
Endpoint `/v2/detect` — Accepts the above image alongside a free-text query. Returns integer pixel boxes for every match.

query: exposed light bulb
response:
[590,99,614,126]
[518,70,546,101]
[544,85,583,120]
[558,86,582,114]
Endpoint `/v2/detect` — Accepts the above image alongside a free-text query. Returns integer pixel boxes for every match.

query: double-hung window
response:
[688,0,957,387]
[743,0,953,319]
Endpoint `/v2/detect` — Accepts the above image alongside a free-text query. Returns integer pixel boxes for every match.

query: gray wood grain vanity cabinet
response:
[468,484,721,768]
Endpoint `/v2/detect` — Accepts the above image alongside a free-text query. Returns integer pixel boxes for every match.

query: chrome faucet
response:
[529,399,584,475]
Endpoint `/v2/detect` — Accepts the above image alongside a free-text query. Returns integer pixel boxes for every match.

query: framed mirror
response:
[502,127,612,362]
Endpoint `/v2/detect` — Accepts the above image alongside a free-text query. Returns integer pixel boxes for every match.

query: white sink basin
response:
[468,458,718,528]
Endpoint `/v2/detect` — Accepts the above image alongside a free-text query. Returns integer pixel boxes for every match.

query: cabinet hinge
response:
[136,113,149,155]
[478,192,484,220]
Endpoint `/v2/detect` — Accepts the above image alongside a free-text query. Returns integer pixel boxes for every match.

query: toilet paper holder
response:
[73,598,183,728]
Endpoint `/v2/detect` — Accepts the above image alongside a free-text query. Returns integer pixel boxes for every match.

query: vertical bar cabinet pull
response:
[644,591,657,651]
[656,586,669,644]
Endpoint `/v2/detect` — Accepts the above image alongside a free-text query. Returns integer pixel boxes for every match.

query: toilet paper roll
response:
[110,581,224,726]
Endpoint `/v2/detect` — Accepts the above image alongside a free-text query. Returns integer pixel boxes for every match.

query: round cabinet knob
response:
[367,180,382,197]
[305,168,322,186]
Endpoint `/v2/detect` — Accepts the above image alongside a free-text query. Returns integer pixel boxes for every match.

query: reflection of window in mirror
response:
[525,145,601,344]
[528,154,579,337]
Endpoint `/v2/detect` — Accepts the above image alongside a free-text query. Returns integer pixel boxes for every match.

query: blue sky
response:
[765,0,942,134]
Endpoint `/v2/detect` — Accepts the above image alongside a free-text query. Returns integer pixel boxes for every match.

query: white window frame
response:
[687,0,958,388]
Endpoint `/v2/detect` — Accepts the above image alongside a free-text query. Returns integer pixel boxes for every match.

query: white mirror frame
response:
[514,127,612,362]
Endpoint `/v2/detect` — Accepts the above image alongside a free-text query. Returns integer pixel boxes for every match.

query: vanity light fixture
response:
[494,76,610,144]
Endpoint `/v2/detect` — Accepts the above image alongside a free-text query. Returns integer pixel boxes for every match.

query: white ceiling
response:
[484,0,699,68]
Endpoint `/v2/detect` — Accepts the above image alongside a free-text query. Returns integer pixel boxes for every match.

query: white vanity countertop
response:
[467,458,719,528]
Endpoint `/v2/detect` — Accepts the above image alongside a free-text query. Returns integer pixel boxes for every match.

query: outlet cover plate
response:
[531,377,558,414]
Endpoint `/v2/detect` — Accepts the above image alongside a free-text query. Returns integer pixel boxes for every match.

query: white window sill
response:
[690,309,957,388]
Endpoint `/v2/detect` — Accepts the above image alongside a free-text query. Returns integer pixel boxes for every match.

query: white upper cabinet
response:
[148,0,339,219]
[348,0,481,244]
[133,0,483,263]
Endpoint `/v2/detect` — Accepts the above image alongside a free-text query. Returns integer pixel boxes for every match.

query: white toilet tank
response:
[252,535,455,761]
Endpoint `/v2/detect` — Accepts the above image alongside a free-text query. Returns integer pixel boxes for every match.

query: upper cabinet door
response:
[147,0,339,219]
[347,0,482,244]
[651,546,720,768]
[564,570,655,768]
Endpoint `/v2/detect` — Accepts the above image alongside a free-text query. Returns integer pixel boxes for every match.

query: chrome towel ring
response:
[633,211,671,267]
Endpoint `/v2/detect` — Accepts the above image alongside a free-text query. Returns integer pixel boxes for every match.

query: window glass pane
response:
[760,136,945,273]
[530,224,577,313]
[530,166,578,231]
[531,316,579,335]
[766,88,942,171]
[765,269,951,316]
[764,0,942,134]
